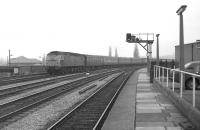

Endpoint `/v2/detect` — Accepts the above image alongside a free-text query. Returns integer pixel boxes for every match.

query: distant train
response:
[46,51,146,74]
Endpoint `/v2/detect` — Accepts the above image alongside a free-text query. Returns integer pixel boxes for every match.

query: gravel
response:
[1,73,119,130]
[0,77,83,105]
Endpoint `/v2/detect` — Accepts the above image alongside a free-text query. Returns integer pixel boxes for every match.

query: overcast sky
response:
[0,0,200,60]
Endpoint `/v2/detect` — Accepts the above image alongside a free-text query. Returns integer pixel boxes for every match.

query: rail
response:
[154,65,200,108]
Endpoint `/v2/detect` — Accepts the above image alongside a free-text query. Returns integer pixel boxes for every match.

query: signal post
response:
[126,33,154,72]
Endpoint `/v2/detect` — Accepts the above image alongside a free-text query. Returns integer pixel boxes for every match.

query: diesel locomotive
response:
[46,51,146,74]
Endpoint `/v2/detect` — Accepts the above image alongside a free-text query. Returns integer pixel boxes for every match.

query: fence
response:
[154,65,200,108]
[149,59,177,82]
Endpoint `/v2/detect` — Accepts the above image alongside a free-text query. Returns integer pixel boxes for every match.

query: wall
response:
[175,42,200,64]
[17,66,46,75]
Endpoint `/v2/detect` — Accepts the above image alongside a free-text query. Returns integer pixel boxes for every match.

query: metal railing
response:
[154,65,200,108]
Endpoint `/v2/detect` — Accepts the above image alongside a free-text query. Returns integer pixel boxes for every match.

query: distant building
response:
[175,42,200,64]
[10,56,42,66]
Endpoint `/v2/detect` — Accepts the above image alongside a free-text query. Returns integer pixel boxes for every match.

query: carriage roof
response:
[48,51,85,57]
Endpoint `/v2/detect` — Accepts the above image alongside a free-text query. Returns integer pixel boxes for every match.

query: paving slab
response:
[136,122,175,127]
[136,113,167,122]
[137,106,164,110]
[137,103,160,107]
[136,126,165,130]
[136,109,162,113]
[166,127,183,130]
[137,89,151,92]
[135,69,195,130]
[137,84,151,87]
[160,104,173,107]
[167,117,188,122]
[137,99,157,103]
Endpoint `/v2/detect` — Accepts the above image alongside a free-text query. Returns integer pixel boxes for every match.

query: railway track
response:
[0,68,119,87]
[0,73,51,86]
[0,69,119,99]
[0,73,48,80]
[0,69,120,124]
[0,69,120,99]
[47,69,133,130]
[0,73,86,99]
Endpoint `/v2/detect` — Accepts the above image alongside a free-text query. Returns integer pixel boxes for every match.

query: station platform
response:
[102,68,195,130]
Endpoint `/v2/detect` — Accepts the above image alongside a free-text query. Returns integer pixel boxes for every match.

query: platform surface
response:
[101,68,139,130]
[102,68,195,130]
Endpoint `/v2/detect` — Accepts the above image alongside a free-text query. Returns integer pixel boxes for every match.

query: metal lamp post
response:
[156,34,160,66]
[177,5,187,90]
[176,5,187,71]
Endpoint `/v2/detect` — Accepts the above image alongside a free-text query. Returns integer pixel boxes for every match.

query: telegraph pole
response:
[8,49,11,66]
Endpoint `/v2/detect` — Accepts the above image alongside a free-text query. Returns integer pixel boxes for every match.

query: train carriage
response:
[85,55,104,71]
[85,55,104,66]
[103,56,118,65]
[118,57,132,65]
